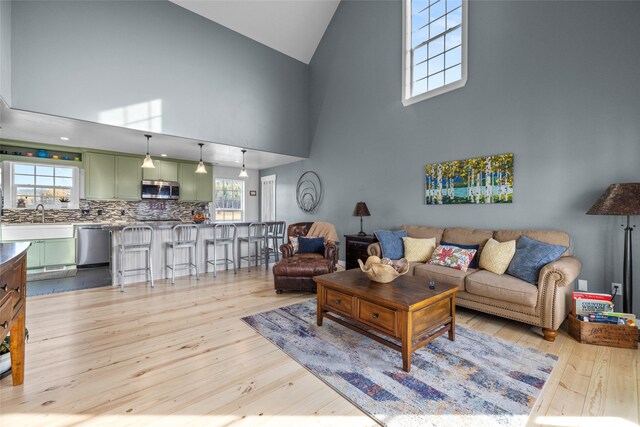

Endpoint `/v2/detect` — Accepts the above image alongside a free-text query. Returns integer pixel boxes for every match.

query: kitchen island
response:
[104,221,279,286]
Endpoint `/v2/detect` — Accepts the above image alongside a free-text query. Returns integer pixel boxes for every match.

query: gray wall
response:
[10,0,310,157]
[0,0,11,104]
[262,0,640,314]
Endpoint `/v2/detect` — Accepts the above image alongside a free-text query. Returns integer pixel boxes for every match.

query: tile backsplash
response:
[1,200,210,224]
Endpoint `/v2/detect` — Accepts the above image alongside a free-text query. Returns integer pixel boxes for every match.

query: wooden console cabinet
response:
[0,242,30,386]
[344,234,377,270]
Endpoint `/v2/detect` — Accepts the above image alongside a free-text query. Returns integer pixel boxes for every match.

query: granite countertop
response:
[102,220,275,231]
[0,242,31,265]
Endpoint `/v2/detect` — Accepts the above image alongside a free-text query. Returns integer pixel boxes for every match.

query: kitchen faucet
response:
[35,204,45,223]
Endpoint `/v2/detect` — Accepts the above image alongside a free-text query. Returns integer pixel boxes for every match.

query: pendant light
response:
[195,143,207,174]
[239,149,249,178]
[141,134,155,169]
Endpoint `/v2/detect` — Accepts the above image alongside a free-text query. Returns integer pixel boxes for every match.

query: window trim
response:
[213,177,245,222]
[402,0,469,106]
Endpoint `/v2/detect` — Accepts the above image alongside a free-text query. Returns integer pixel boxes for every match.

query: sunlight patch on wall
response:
[98,99,162,133]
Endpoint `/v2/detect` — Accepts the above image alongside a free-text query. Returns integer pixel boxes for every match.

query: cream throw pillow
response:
[479,238,516,275]
[402,237,436,263]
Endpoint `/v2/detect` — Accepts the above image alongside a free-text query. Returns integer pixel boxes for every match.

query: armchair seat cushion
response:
[272,257,333,278]
[465,270,538,307]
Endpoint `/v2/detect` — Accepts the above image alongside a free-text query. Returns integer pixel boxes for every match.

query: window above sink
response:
[1,161,80,209]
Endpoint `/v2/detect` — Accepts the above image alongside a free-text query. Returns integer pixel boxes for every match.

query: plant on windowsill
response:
[0,328,29,380]
[59,196,70,208]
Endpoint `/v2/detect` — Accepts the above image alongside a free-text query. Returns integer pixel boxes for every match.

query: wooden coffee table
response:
[314,269,458,372]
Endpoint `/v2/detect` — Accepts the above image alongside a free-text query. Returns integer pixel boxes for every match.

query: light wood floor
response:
[1,268,638,427]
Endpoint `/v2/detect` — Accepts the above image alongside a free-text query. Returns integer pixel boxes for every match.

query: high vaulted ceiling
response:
[170,0,340,64]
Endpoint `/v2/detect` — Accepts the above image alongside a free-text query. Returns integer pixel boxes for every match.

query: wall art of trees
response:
[425,153,513,205]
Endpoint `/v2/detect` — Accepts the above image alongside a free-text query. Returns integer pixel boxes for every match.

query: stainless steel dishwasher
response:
[75,225,111,267]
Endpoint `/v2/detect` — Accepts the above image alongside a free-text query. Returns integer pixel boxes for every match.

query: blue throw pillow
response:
[506,235,567,285]
[440,240,481,269]
[374,230,408,259]
[298,237,325,255]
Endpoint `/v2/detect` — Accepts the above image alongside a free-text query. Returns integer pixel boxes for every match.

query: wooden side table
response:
[344,234,377,270]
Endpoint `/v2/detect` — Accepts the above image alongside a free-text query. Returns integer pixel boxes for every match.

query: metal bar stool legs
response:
[166,224,199,284]
[206,224,237,278]
[118,225,154,292]
[238,223,268,272]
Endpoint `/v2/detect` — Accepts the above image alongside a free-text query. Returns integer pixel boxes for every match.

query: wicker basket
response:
[358,256,409,283]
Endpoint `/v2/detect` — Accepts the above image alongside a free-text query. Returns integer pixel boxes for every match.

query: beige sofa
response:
[368,226,581,341]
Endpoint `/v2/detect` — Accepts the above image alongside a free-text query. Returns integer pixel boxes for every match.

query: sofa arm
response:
[325,242,338,264]
[539,256,582,288]
[537,256,582,330]
[368,243,382,258]
[280,243,295,258]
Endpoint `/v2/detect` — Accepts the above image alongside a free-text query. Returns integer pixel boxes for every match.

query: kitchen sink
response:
[1,223,75,241]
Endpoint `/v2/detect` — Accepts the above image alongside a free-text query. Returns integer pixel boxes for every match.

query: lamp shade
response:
[586,183,640,216]
[353,202,371,217]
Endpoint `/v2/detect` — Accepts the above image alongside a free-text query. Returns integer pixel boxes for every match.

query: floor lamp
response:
[587,183,640,314]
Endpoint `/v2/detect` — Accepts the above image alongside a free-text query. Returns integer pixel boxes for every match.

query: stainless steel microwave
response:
[141,180,180,200]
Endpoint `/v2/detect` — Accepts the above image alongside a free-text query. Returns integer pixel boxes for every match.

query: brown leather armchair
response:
[272,222,338,293]
[280,222,338,264]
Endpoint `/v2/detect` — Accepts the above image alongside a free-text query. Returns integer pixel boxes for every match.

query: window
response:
[4,162,80,208]
[403,0,467,105]
[214,178,244,221]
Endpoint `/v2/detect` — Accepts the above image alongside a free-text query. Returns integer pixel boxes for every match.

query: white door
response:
[261,174,276,222]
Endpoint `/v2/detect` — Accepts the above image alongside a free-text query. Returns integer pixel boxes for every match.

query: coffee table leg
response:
[316,284,323,326]
[448,295,456,341]
[401,311,412,372]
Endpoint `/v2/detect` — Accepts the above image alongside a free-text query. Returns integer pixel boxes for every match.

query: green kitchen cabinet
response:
[162,161,178,181]
[178,162,197,201]
[26,240,45,269]
[178,162,212,202]
[196,170,213,202]
[43,238,76,266]
[115,156,142,200]
[85,152,116,199]
[142,161,162,181]
[142,160,178,182]
[21,238,75,269]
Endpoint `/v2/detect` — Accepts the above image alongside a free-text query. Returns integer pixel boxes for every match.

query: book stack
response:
[572,291,636,327]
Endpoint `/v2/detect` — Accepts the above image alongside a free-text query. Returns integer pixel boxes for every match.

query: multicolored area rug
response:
[241,299,558,427]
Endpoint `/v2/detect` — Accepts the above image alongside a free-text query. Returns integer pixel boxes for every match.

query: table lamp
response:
[353,202,371,236]
[587,183,640,313]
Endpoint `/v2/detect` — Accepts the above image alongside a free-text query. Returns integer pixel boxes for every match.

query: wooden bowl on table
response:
[357,256,410,283]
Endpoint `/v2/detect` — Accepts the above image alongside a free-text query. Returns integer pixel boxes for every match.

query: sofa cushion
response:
[494,230,571,256]
[414,263,477,291]
[465,270,539,307]
[439,240,480,269]
[479,238,516,275]
[401,225,444,242]
[442,227,493,258]
[402,237,436,262]
[374,230,408,259]
[428,245,477,272]
[506,235,567,284]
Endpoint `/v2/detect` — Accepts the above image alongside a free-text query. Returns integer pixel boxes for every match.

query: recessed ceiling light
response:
[235,160,240,163]
[60,137,69,141]
[160,154,167,157]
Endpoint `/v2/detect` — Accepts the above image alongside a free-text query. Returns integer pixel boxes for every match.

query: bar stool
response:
[205,223,237,277]
[237,222,268,272]
[267,221,287,262]
[165,224,199,284]
[118,225,154,292]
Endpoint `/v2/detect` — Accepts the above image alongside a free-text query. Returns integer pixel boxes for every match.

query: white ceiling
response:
[0,103,304,170]
[171,0,340,64]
